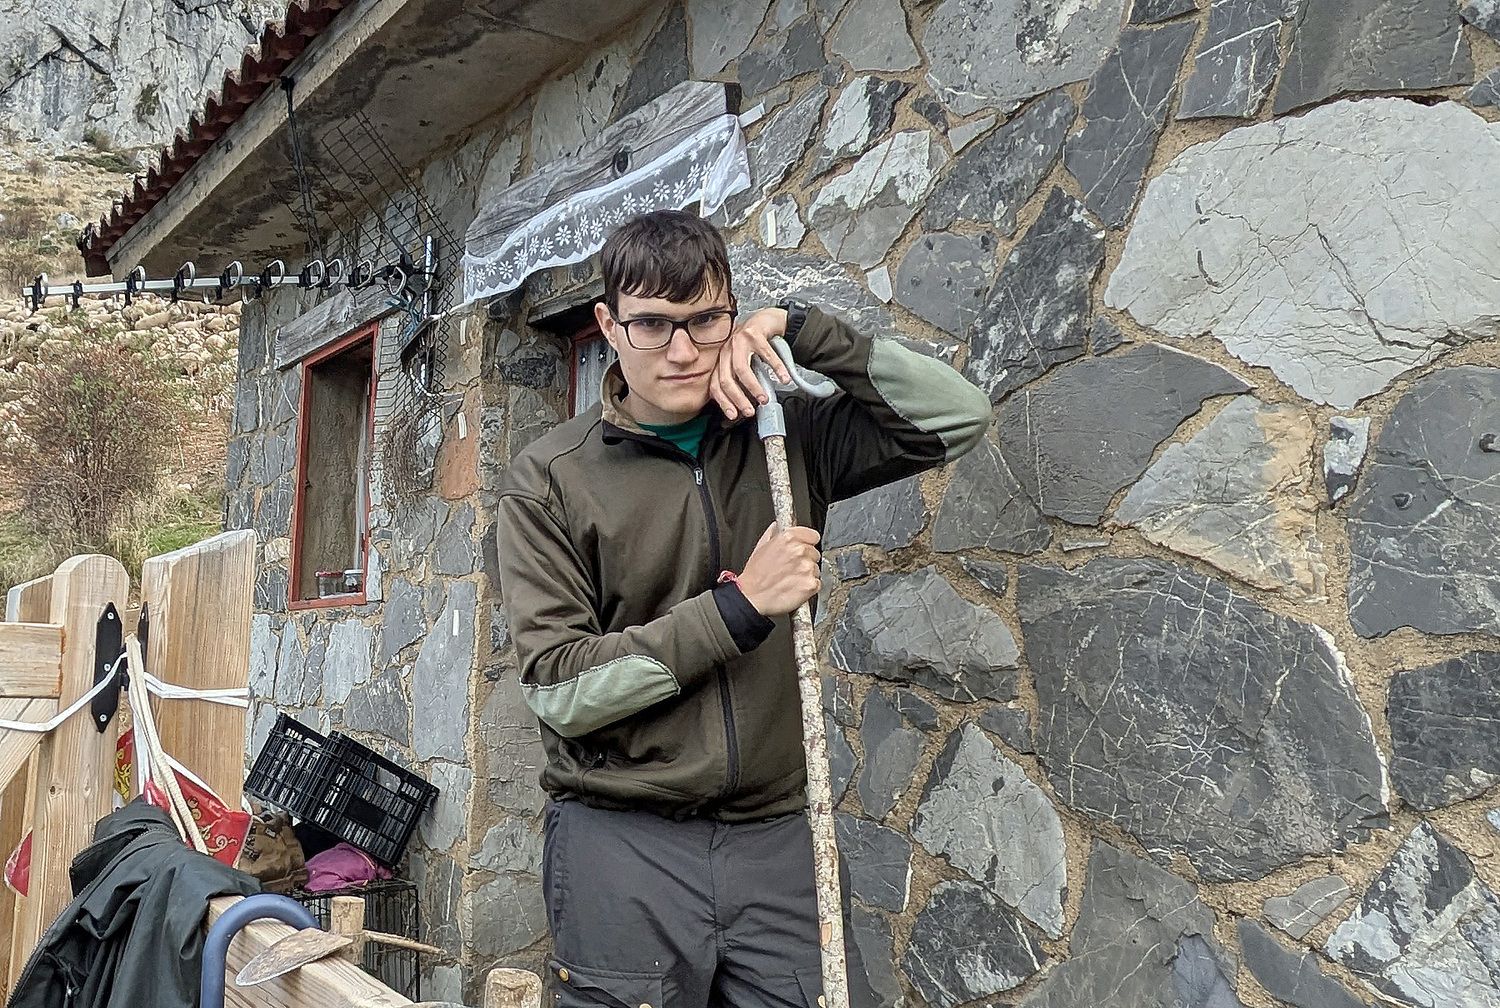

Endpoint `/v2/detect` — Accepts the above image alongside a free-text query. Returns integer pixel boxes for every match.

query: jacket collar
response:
[599,362,750,446]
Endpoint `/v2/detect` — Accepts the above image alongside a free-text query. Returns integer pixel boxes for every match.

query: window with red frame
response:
[289,324,377,607]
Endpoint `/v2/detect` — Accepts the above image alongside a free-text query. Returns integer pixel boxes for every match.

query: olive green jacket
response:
[495,307,990,820]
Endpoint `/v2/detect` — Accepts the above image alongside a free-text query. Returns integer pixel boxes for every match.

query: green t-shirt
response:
[641,413,710,458]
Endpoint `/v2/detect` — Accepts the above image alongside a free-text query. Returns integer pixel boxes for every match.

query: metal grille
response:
[291,879,424,1000]
[272,108,464,504]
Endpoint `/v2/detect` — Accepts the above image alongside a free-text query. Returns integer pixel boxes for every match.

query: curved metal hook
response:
[298,259,325,288]
[172,261,196,302]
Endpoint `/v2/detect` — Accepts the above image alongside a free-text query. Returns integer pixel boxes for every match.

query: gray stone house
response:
[90,0,1500,1004]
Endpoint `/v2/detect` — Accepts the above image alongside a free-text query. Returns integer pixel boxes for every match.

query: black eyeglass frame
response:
[607,304,739,351]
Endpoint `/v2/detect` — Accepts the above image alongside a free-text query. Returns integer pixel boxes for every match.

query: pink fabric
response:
[304,842,392,892]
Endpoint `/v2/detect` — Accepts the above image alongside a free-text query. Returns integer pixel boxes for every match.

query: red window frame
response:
[287,322,379,611]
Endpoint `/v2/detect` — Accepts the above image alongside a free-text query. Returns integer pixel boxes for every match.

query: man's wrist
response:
[778,299,810,344]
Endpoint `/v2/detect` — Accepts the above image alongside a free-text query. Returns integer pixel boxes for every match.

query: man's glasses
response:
[610,307,737,350]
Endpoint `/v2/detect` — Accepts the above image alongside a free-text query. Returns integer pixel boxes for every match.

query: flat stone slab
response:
[1264,876,1351,940]
[686,0,760,75]
[911,724,1067,936]
[1115,396,1323,597]
[1106,99,1500,408]
[1388,650,1500,811]
[1276,0,1472,114]
[892,231,996,341]
[1178,0,1298,119]
[1324,416,1370,506]
[924,0,1126,116]
[1239,920,1367,1008]
[998,344,1248,525]
[1347,366,1500,638]
[814,76,910,177]
[857,687,930,820]
[833,812,912,911]
[1019,557,1388,881]
[1470,67,1500,109]
[829,566,1019,702]
[1064,20,1196,228]
[904,880,1046,1006]
[412,580,476,761]
[728,243,896,341]
[828,0,919,71]
[1326,822,1500,1006]
[965,188,1104,400]
[1019,843,1243,1008]
[923,90,1075,236]
[932,436,1051,555]
[808,129,947,269]
[1464,0,1500,41]
[824,476,927,551]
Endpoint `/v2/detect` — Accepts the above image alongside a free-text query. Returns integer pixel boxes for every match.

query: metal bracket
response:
[92,603,124,732]
[91,603,148,732]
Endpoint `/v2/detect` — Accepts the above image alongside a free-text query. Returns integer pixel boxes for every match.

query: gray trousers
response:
[541,799,871,1008]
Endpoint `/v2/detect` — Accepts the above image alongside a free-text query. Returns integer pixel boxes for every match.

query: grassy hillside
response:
[0,136,240,592]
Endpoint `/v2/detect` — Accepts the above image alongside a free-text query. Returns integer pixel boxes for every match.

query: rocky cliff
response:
[0,0,282,150]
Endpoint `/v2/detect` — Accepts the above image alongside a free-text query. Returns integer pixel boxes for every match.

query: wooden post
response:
[140,530,256,809]
[15,555,130,968]
[484,969,543,1008]
[330,895,368,965]
[3,574,55,990]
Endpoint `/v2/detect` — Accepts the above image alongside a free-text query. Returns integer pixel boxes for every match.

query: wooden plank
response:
[0,735,33,993]
[209,896,413,1008]
[0,699,53,793]
[17,555,130,965]
[0,624,63,698]
[4,574,50,989]
[275,285,396,370]
[465,80,738,261]
[141,530,256,811]
[5,576,52,623]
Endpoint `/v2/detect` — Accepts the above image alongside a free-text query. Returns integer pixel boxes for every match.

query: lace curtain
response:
[462,112,751,306]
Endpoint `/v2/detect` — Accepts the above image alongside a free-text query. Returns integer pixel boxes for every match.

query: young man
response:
[495,211,990,1008]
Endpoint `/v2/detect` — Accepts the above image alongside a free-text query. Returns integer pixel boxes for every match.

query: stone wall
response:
[232,0,1500,1005]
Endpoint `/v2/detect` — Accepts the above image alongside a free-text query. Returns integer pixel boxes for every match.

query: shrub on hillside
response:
[2,332,185,555]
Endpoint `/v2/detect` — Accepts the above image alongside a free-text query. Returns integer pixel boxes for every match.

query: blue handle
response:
[200,893,320,1008]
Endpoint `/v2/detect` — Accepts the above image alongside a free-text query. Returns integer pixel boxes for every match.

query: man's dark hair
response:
[600,210,734,311]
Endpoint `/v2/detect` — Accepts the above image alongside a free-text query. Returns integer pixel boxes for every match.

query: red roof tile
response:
[78,0,353,275]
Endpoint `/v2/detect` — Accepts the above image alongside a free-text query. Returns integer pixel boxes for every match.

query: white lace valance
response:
[462,95,751,306]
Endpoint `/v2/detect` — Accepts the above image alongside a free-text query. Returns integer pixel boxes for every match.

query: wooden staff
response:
[752,342,848,1008]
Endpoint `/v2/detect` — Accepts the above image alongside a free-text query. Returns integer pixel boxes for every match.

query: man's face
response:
[595,285,735,426]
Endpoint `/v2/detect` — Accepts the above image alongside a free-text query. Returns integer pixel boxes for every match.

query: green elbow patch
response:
[867,339,991,461]
[524,654,681,737]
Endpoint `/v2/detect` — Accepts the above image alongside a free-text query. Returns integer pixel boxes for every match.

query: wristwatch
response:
[778,299,810,344]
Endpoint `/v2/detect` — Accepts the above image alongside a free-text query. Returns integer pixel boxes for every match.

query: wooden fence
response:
[0,532,525,1007]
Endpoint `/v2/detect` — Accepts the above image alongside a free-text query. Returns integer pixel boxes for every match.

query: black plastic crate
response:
[291,879,423,1000]
[307,732,437,867]
[245,713,335,819]
[247,714,438,867]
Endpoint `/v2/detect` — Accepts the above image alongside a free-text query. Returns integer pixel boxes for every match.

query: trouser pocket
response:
[549,957,667,1008]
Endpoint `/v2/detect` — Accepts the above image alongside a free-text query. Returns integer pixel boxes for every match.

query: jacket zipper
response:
[690,461,742,795]
[605,423,742,795]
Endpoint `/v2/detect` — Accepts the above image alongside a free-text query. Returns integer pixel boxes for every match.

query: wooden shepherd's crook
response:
[752,339,848,1008]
